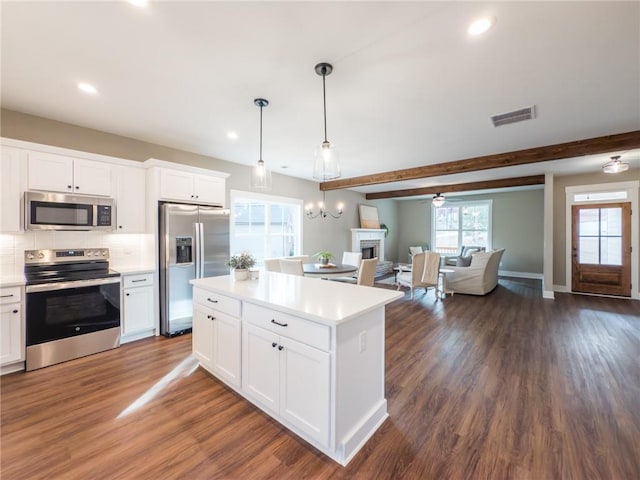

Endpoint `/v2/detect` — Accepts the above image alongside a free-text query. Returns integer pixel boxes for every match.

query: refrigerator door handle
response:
[198,222,205,278]
[194,222,201,279]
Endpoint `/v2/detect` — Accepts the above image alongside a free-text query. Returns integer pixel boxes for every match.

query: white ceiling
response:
[2,1,639,197]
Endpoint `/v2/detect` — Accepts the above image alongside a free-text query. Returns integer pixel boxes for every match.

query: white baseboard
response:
[498,270,543,280]
[542,290,555,299]
[553,284,569,293]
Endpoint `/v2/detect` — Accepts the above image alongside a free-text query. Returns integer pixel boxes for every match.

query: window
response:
[230,190,303,266]
[577,207,623,265]
[431,200,492,254]
[574,191,627,202]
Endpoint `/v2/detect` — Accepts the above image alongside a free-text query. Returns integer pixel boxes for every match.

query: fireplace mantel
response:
[351,228,385,262]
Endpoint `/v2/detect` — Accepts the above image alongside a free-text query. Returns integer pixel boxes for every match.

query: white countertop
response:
[112,266,156,275]
[0,274,26,288]
[191,272,403,326]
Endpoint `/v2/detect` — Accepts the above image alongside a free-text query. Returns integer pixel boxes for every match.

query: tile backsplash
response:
[0,232,154,277]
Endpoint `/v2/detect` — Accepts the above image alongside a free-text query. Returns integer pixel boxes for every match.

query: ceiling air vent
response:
[490,105,536,127]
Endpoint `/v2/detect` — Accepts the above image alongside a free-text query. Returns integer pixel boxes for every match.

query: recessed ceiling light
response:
[227,131,238,140]
[280,166,288,169]
[77,82,98,95]
[128,0,149,7]
[468,17,495,36]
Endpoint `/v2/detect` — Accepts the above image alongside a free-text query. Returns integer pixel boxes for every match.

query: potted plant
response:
[226,251,256,281]
[314,251,335,266]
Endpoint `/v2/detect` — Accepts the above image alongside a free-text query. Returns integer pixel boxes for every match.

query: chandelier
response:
[305,191,343,219]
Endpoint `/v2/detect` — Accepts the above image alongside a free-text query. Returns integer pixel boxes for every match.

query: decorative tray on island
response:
[315,263,337,268]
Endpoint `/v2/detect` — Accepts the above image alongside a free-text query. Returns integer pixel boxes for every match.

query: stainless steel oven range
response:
[24,248,121,371]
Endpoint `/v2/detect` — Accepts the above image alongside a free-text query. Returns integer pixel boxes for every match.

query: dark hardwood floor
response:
[2,278,639,479]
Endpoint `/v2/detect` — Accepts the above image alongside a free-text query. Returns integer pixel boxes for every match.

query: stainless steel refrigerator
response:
[159,202,230,336]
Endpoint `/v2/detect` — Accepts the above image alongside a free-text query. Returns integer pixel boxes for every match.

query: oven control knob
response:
[87,251,93,257]
[101,250,107,257]
[27,253,34,260]
[38,252,44,259]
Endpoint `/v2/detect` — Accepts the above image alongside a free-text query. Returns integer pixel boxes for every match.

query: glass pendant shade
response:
[251,98,272,191]
[251,159,272,190]
[313,140,341,181]
[602,155,629,174]
[432,193,446,207]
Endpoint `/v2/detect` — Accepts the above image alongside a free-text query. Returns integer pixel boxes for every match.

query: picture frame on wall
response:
[359,204,380,229]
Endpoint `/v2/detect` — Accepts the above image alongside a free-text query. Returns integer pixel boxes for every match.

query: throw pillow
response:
[456,255,472,267]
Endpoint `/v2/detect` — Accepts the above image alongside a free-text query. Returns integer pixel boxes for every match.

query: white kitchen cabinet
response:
[28,151,112,196]
[121,273,155,343]
[114,165,146,233]
[242,322,330,446]
[191,275,402,466]
[159,168,225,206]
[0,147,27,232]
[0,286,24,370]
[193,291,241,388]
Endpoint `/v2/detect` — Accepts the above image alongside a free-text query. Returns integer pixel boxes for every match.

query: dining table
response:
[303,263,358,279]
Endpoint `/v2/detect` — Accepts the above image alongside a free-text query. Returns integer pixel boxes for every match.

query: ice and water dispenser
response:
[175,236,193,264]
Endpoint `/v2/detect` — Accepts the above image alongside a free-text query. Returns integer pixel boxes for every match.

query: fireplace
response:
[362,246,375,259]
[350,228,394,277]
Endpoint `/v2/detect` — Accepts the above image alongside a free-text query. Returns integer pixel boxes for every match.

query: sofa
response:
[444,248,505,295]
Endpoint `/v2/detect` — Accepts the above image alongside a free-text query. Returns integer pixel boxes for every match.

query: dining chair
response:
[357,257,378,287]
[330,251,363,284]
[263,257,282,272]
[279,258,304,276]
[396,251,441,299]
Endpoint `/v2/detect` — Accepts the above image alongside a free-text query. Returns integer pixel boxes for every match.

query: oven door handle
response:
[26,276,121,293]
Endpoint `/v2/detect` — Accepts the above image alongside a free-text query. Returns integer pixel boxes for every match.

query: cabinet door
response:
[28,151,74,193]
[242,323,279,414]
[0,304,23,365]
[212,311,241,387]
[193,306,215,369]
[280,336,331,447]
[73,158,112,196]
[115,165,146,233]
[123,285,154,335]
[1,147,26,232]
[194,174,225,206]
[159,169,194,202]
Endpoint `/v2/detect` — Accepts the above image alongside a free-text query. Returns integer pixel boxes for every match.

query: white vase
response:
[234,268,249,281]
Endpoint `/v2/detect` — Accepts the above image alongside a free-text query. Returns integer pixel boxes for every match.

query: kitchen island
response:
[190,272,403,466]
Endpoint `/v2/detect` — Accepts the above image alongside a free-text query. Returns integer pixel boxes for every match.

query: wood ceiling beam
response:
[320,130,640,191]
[365,175,545,200]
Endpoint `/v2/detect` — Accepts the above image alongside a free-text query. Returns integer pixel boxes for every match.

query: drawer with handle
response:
[193,289,241,318]
[123,273,153,289]
[0,287,21,305]
[243,302,330,351]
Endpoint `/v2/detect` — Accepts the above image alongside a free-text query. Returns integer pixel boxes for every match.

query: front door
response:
[571,202,631,296]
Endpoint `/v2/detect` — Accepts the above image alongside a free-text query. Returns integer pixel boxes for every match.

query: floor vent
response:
[490,105,536,127]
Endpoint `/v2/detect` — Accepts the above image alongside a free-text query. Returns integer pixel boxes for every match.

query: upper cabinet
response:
[113,165,146,233]
[0,147,27,233]
[28,151,112,196]
[154,165,226,206]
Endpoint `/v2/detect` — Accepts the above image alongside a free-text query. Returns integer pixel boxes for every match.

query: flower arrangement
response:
[226,251,257,270]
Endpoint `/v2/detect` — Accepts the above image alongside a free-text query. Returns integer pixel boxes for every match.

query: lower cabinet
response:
[0,286,24,372]
[242,322,330,447]
[121,273,155,343]
[193,303,241,388]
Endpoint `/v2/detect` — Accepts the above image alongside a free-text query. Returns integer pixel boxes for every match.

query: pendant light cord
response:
[322,71,328,143]
[259,104,263,161]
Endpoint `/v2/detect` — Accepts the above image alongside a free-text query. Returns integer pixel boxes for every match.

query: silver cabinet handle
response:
[131,279,147,283]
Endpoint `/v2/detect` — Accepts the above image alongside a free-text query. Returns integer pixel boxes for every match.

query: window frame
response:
[430,199,493,254]
[229,189,304,266]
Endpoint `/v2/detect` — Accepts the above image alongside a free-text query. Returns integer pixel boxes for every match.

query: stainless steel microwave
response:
[25,191,115,231]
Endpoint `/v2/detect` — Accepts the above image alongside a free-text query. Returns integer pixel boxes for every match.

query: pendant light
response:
[432,193,446,207]
[602,155,629,174]
[313,62,341,181]
[251,98,272,191]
